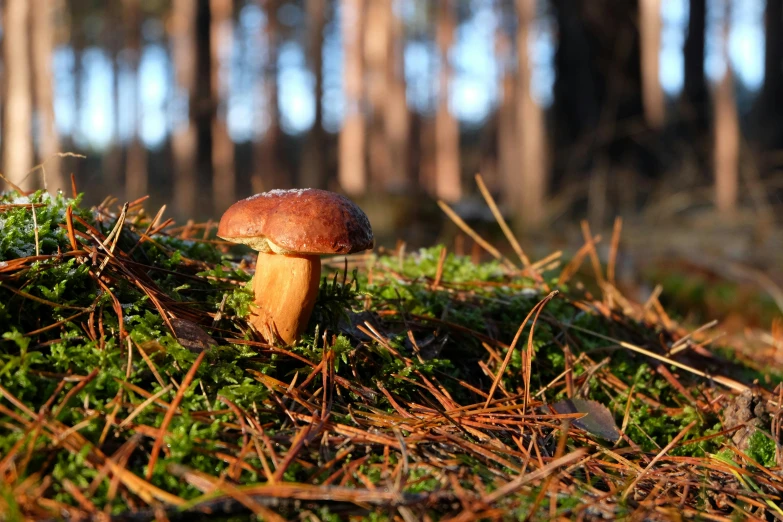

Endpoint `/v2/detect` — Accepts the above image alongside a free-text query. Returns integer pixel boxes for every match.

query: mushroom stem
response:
[251,252,321,345]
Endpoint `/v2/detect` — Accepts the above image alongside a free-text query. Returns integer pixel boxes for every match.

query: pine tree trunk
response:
[210,0,235,213]
[496,29,517,200]
[252,0,285,193]
[2,0,34,191]
[639,0,664,128]
[171,0,198,216]
[385,0,409,191]
[714,3,738,214]
[364,0,391,190]
[123,0,147,201]
[194,0,214,212]
[102,1,123,197]
[515,0,547,228]
[338,0,366,195]
[31,0,66,194]
[434,1,461,202]
[683,0,707,130]
[300,0,326,189]
[714,72,738,213]
[757,0,783,146]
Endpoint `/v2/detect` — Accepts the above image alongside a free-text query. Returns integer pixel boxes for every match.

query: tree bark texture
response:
[339,0,367,195]
[2,0,34,191]
[434,1,461,202]
[171,0,198,216]
[515,0,547,227]
[210,0,236,214]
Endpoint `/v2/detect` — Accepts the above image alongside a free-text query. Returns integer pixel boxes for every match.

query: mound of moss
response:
[1,190,781,520]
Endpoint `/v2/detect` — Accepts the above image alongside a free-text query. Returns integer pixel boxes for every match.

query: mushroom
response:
[217,189,374,345]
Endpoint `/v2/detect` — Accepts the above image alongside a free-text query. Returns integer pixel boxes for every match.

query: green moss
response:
[747,431,776,467]
[0,190,779,519]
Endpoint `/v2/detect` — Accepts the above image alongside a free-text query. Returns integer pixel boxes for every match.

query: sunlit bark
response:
[301,0,326,189]
[434,1,460,202]
[496,30,516,199]
[714,3,738,214]
[251,0,285,192]
[714,74,739,213]
[515,0,547,227]
[364,0,391,190]
[339,0,366,195]
[210,0,235,213]
[123,0,147,201]
[639,0,664,128]
[31,0,66,194]
[385,1,409,191]
[2,0,34,191]
[102,2,123,196]
[171,0,198,216]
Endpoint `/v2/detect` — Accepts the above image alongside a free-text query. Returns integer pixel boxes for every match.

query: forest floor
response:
[1,185,783,520]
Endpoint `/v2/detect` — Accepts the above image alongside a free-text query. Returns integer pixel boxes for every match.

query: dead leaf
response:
[551,398,620,442]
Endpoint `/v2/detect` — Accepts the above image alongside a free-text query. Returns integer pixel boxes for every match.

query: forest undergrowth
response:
[1,179,783,520]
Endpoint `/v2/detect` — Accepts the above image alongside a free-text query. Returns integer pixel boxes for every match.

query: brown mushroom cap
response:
[218,189,374,255]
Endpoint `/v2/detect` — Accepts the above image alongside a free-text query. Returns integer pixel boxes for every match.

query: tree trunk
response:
[252,0,285,193]
[714,3,738,214]
[195,0,214,212]
[102,1,123,197]
[338,0,366,195]
[123,0,147,201]
[515,0,547,227]
[364,0,391,190]
[210,0,235,213]
[639,0,664,128]
[300,0,326,189]
[2,0,34,191]
[496,29,516,200]
[31,0,66,194]
[385,0,409,191]
[434,1,461,202]
[756,0,783,146]
[714,72,738,213]
[171,0,198,217]
[683,0,707,131]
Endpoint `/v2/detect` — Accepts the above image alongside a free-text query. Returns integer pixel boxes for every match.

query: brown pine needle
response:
[580,220,605,286]
[484,290,559,409]
[622,420,697,500]
[483,448,587,504]
[0,170,24,193]
[524,291,559,411]
[607,216,623,285]
[118,385,174,429]
[146,350,206,480]
[433,245,448,288]
[437,200,516,270]
[474,173,538,277]
[566,323,748,393]
[559,234,602,286]
[65,205,79,251]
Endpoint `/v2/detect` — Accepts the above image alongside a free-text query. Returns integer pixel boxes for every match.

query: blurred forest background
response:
[0,0,782,257]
